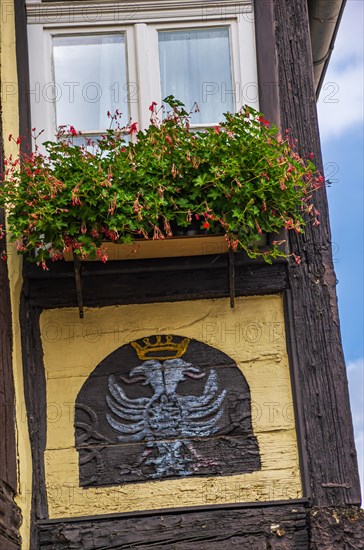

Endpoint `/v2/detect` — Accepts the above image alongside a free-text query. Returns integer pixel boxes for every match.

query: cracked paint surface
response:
[40,295,302,518]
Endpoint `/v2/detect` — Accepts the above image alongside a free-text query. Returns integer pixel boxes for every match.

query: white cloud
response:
[318,63,363,139]
[317,0,364,139]
[347,357,364,503]
[328,1,364,65]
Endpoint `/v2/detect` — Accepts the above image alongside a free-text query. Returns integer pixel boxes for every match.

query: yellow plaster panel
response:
[40,295,302,518]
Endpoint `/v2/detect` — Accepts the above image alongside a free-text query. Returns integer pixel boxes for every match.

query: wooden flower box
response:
[62,235,233,262]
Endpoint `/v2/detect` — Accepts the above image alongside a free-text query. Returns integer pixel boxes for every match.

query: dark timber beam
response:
[0,82,22,550]
[272,0,359,507]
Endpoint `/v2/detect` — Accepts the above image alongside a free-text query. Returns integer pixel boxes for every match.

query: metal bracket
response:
[73,255,84,319]
[228,249,235,308]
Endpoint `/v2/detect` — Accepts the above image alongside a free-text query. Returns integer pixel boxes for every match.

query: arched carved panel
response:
[75,335,260,487]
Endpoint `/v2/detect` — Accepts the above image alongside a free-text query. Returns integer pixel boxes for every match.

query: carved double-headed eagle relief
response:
[76,335,260,487]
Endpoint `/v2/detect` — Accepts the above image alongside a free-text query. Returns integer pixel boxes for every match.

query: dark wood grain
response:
[15,0,31,153]
[254,0,281,127]
[37,502,309,549]
[273,0,361,507]
[19,299,48,549]
[0,97,21,550]
[23,256,287,309]
[310,506,364,549]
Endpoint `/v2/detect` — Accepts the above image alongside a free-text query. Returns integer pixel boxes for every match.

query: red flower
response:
[203,221,210,229]
[149,102,157,111]
[258,116,269,127]
[69,126,77,136]
[129,122,138,134]
[214,126,220,134]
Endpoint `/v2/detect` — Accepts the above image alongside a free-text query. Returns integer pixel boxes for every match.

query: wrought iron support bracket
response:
[73,255,84,319]
[228,249,235,308]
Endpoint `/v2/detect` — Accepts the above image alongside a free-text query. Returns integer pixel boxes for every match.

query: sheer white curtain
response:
[52,34,128,133]
[158,28,234,124]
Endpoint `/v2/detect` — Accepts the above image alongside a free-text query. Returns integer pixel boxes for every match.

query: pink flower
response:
[69,126,77,137]
[96,246,108,263]
[149,102,157,112]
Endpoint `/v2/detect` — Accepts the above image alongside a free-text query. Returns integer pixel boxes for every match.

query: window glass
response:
[159,28,234,124]
[52,34,128,133]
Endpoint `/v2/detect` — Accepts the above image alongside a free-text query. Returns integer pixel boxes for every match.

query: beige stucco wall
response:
[0,0,32,546]
[40,294,302,518]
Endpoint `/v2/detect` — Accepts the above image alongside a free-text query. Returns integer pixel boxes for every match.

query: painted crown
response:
[131,335,190,360]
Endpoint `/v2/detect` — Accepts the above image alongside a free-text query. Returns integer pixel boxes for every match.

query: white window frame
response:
[26,0,258,143]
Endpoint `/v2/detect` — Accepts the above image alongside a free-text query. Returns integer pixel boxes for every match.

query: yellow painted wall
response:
[40,294,302,518]
[0,0,32,546]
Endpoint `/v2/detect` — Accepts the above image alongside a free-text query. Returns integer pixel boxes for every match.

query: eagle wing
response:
[178,370,226,437]
[106,374,150,442]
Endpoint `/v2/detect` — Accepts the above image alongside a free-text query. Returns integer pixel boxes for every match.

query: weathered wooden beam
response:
[310,506,364,548]
[0,75,21,550]
[37,501,309,549]
[19,300,48,549]
[272,0,361,507]
[23,256,287,309]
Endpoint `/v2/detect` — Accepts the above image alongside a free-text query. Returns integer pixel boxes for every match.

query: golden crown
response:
[131,335,190,361]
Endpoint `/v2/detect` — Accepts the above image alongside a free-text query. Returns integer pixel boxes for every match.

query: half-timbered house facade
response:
[1,1,363,548]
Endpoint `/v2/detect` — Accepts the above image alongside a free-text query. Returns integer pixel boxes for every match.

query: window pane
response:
[159,28,234,124]
[53,35,128,133]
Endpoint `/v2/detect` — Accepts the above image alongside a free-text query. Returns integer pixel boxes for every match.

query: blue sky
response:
[317,0,364,501]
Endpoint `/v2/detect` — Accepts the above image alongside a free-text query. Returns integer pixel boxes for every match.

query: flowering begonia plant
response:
[0,97,323,269]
